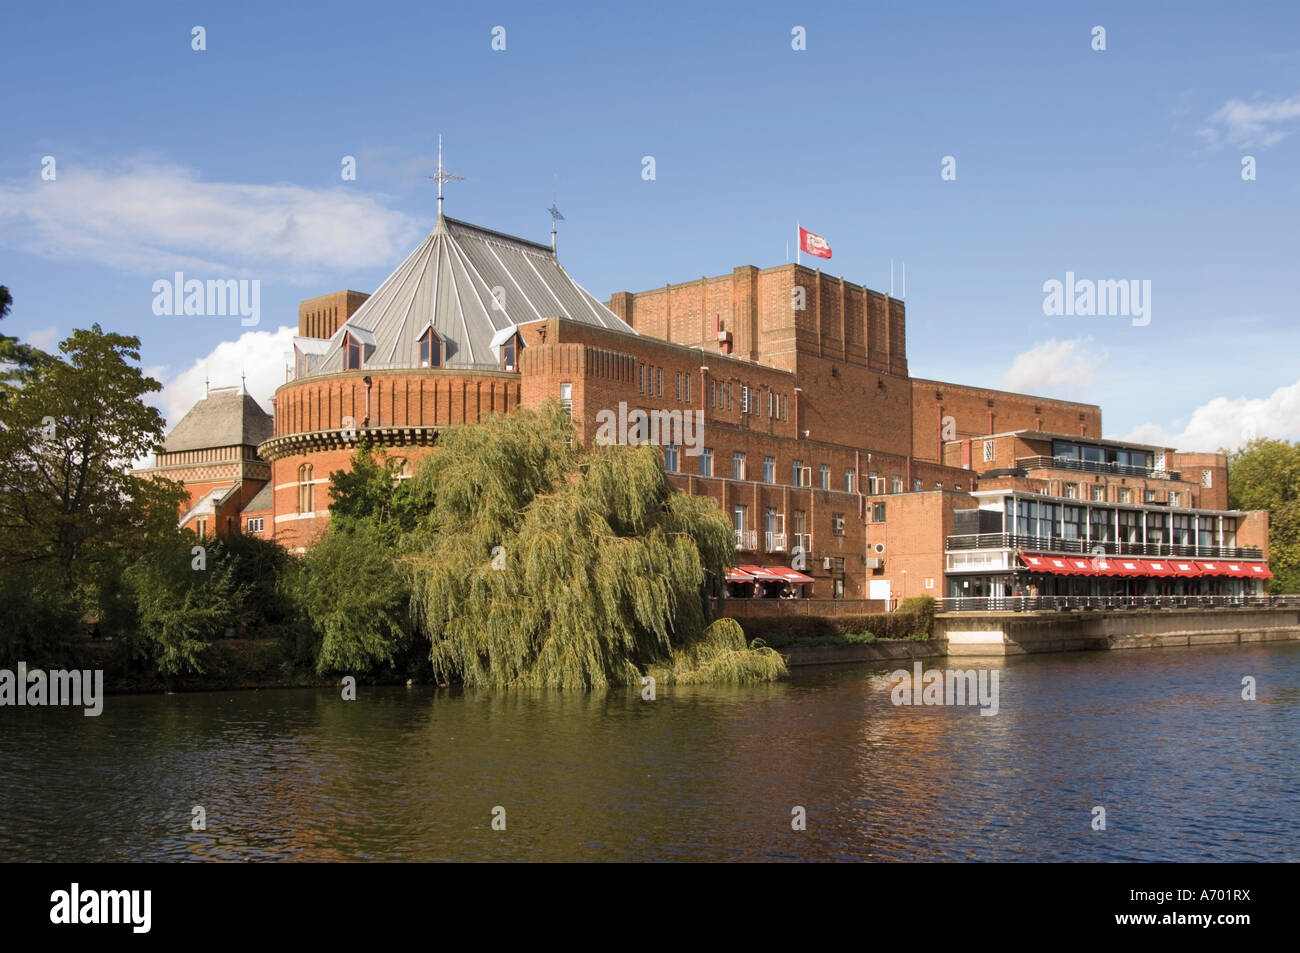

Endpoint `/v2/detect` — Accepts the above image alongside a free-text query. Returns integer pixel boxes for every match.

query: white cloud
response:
[1117,378,1300,453]
[152,325,297,426]
[24,325,59,350]
[1198,95,1300,148]
[1001,338,1103,401]
[0,160,422,284]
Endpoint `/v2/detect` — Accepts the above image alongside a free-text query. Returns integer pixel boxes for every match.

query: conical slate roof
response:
[296,215,635,375]
[163,387,273,453]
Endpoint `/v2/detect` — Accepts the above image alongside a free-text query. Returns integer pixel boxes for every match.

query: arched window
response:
[418,328,442,368]
[343,333,362,370]
[298,463,314,513]
[501,331,524,372]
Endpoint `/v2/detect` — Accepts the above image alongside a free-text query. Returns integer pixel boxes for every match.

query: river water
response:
[2,643,1296,862]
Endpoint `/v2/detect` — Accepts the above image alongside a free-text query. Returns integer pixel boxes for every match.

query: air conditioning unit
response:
[873,542,886,555]
[822,557,833,570]
[865,557,884,569]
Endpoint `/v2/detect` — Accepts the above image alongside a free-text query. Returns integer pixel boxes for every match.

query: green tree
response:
[404,403,782,689]
[0,324,185,596]
[1228,438,1300,592]
[297,519,412,674]
[0,285,51,387]
[121,536,248,677]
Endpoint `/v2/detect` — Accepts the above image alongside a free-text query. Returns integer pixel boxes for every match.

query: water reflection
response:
[1,644,1296,861]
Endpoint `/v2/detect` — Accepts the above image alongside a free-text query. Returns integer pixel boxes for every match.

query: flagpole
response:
[796,221,801,266]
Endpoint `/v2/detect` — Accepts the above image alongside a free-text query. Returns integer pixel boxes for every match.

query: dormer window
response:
[418,327,442,368]
[343,332,362,371]
[501,331,524,372]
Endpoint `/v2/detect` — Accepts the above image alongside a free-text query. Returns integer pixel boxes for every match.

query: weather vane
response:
[427,135,463,216]
[548,200,564,254]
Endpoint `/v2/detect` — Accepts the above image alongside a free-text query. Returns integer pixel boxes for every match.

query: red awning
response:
[1167,560,1202,577]
[738,565,783,581]
[1201,561,1273,579]
[764,566,815,584]
[1020,552,1100,576]
[1143,559,1176,577]
[725,567,753,583]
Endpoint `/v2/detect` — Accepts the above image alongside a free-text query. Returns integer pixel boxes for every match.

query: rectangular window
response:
[1118,488,1131,503]
[891,476,903,494]
[559,382,572,418]
[832,513,845,536]
[793,510,807,551]
[845,468,855,493]
[639,364,645,394]
[726,384,731,411]
[1090,507,1115,543]
[656,368,662,397]
[1144,489,1156,502]
[733,452,745,481]
[792,459,803,486]
[740,385,749,414]
[1092,484,1106,501]
[700,448,713,477]
[935,482,943,491]
[676,372,682,401]
[983,440,995,462]
[819,465,830,490]
[246,517,264,534]
[763,456,775,484]
[664,444,679,472]
[769,391,775,417]
[913,478,922,492]
[1201,469,1213,488]
[733,505,747,547]
[871,502,886,522]
[685,375,691,404]
[1169,491,1179,507]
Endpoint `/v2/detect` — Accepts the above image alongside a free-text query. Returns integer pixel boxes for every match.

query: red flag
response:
[799,226,832,259]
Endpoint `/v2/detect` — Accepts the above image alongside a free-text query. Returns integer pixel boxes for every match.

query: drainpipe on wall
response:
[363,376,372,428]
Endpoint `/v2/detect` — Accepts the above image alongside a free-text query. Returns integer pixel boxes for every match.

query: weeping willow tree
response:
[403,404,785,689]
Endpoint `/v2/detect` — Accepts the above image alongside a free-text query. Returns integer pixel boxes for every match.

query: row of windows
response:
[707,381,789,420]
[730,505,845,540]
[327,328,524,373]
[1005,499,1236,546]
[661,451,964,495]
[1058,482,1189,506]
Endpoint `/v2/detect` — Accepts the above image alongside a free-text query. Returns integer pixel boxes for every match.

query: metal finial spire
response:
[548,200,564,255]
[427,135,463,217]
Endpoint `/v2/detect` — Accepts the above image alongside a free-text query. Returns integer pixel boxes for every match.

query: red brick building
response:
[138,210,1273,605]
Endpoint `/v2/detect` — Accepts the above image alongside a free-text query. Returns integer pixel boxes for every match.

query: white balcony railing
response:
[735,529,758,551]
[766,532,787,552]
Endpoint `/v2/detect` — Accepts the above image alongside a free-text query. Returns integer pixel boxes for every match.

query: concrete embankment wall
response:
[782,640,947,667]
[936,608,1300,657]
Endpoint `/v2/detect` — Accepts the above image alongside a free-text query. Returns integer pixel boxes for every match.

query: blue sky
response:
[3,0,1298,451]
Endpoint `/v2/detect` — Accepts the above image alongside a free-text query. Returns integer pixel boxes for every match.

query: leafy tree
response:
[0,285,51,387]
[326,438,413,535]
[0,324,185,596]
[404,403,778,689]
[1228,438,1300,592]
[121,536,247,677]
[296,519,412,674]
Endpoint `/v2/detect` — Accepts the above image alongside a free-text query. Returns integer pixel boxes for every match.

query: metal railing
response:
[938,594,1299,613]
[734,529,758,551]
[1015,456,1181,482]
[945,533,1262,561]
[765,532,787,552]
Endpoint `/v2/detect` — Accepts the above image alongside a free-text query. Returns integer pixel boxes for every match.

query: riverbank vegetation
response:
[0,308,783,690]
[1228,439,1300,593]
